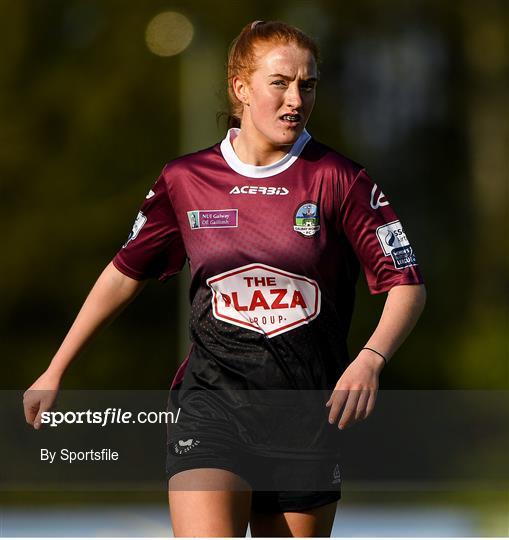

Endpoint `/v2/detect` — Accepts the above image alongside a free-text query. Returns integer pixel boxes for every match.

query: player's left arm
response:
[326,283,426,429]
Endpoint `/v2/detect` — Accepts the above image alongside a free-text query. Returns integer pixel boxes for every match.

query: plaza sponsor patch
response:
[123,211,147,248]
[187,209,238,229]
[376,220,416,269]
[207,263,321,337]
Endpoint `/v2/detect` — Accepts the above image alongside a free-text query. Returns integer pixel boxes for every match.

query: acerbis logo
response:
[230,186,289,195]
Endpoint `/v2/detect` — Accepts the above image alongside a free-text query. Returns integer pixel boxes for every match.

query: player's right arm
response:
[23,261,147,429]
[24,166,186,429]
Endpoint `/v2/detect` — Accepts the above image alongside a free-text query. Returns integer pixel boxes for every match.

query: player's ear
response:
[232,76,250,106]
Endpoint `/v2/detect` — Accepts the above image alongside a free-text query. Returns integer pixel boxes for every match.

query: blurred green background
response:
[2,0,506,391]
[0,1,507,536]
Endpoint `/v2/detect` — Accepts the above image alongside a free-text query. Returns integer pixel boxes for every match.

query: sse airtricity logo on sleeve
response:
[376,220,416,269]
[207,264,321,337]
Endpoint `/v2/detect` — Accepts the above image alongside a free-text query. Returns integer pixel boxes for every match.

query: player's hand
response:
[325,349,384,429]
[23,370,61,430]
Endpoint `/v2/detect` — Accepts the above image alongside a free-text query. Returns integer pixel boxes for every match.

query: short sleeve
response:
[340,169,424,294]
[112,169,186,282]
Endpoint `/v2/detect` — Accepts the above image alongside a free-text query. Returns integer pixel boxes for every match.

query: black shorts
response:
[166,435,341,512]
[166,389,342,513]
[250,491,341,513]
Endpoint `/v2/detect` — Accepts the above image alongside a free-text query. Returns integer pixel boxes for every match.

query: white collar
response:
[219,128,311,178]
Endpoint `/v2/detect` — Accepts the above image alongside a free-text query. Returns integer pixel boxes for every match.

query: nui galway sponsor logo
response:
[207,263,321,337]
[230,186,289,195]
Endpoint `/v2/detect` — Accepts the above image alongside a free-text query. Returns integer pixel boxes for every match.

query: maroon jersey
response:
[113,129,423,391]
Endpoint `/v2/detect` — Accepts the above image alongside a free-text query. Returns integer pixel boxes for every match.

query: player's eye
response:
[271,80,287,87]
[300,82,316,92]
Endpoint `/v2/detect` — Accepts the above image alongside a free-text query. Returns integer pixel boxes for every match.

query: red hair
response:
[226,21,320,128]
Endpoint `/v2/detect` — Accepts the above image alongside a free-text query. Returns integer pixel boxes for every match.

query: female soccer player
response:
[24,21,426,537]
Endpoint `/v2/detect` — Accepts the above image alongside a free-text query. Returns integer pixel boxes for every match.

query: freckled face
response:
[239,43,317,148]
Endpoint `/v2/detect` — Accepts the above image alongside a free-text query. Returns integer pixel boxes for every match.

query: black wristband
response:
[361,347,387,365]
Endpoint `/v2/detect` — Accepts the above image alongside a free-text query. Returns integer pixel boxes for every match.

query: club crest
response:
[294,201,320,237]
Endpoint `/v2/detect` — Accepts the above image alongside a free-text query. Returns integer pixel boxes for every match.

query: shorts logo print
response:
[332,463,341,484]
[294,201,320,237]
[173,438,201,455]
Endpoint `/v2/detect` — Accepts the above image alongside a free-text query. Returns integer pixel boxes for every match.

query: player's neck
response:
[231,126,290,167]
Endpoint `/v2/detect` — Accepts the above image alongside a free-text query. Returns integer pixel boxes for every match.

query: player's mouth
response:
[279,113,301,127]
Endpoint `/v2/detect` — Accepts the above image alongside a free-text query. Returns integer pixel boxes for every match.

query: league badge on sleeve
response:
[376,220,417,269]
[122,211,147,248]
[294,201,320,237]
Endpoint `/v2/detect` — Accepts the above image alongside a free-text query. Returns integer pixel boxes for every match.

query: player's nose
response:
[285,83,303,109]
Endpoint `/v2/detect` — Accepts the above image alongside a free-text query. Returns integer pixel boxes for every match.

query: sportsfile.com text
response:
[40,407,181,427]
